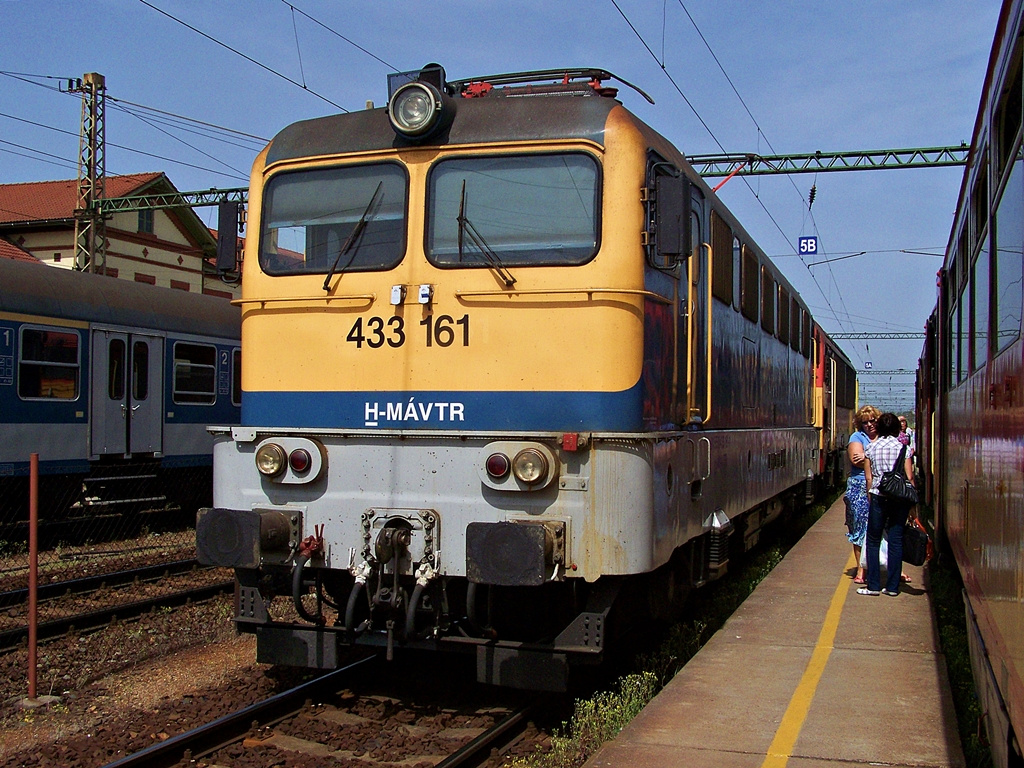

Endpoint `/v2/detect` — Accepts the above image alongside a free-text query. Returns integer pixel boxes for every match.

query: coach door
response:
[90,331,163,457]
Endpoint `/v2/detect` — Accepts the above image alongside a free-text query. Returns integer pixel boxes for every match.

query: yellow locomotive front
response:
[198,66,756,689]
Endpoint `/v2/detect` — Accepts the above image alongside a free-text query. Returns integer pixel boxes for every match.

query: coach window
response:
[132,341,149,401]
[173,342,216,405]
[427,153,599,267]
[971,237,991,370]
[958,281,970,383]
[260,162,408,275]
[994,152,1024,354]
[711,210,732,304]
[741,245,758,321]
[18,327,79,400]
[996,58,1022,178]
[108,338,125,400]
[231,348,242,406]
[971,157,989,248]
[760,267,775,335]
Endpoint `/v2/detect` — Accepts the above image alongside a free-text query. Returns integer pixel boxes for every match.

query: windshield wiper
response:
[322,181,383,292]
[457,180,516,288]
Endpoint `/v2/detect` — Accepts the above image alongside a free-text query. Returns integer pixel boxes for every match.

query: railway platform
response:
[585,495,965,768]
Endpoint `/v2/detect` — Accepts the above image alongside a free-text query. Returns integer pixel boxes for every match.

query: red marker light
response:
[486,453,510,479]
[289,448,311,474]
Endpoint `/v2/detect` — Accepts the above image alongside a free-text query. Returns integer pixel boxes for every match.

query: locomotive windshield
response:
[426,153,600,267]
[259,163,408,275]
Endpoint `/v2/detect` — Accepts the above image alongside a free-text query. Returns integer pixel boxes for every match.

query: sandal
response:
[853,576,866,584]
[901,574,912,583]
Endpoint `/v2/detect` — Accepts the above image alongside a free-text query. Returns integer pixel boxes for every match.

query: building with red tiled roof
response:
[0,237,40,263]
[0,173,239,298]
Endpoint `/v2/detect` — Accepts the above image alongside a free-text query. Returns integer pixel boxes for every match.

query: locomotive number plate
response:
[346,314,470,349]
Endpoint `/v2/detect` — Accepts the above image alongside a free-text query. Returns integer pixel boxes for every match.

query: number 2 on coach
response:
[346,314,470,349]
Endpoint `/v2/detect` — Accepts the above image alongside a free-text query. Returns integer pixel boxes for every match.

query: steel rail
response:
[101,656,378,768]
[436,705,533,768]
[0,558,204,608]
[0,580,233,650]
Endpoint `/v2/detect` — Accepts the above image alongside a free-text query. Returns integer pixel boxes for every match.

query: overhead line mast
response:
[69,73,107,274]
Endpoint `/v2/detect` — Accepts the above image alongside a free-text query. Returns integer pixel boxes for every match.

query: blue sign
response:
[798,236,818,255]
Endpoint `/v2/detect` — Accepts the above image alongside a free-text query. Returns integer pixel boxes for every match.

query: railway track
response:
[0,561,233,650]
[102,655,534,768]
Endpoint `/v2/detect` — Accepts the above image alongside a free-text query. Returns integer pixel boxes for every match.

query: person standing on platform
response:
[845,405,880,584]
[859,412,916,596]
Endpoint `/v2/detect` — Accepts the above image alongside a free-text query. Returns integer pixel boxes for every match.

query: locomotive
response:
[198,65,855,690]
[916,0,1024,764]
[0,257,240,542]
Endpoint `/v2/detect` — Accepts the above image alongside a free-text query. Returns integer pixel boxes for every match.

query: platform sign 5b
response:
[798,236,818,255]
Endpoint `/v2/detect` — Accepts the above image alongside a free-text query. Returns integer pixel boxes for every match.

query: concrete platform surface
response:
[585,496,965,768]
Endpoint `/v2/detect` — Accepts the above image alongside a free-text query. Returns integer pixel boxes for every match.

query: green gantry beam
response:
[688,145,969,177]
[98,187,248,213]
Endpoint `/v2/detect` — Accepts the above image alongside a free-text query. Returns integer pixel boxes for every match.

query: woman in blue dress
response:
[846,405,879,583]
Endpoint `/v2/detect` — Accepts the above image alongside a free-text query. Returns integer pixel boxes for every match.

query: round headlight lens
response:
[256,443,286,477]
[389,82,441,136]
[512,448,548,485]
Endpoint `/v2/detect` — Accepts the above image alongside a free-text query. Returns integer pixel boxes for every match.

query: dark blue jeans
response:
[866,493,909,592]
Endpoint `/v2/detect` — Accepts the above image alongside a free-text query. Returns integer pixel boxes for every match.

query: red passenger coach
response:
[918,1,1024,764]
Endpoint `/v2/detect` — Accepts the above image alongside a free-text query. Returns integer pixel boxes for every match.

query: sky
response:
[0,0,1005,412]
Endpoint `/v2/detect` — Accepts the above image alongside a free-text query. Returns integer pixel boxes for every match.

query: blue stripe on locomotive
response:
[243,382,644,432]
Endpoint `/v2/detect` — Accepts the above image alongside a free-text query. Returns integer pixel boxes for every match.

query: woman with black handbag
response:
[859,412,917,596]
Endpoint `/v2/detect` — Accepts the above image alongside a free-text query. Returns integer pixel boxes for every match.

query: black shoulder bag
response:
[877,444,918,506]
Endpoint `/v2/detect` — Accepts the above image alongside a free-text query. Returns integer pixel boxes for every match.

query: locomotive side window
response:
[710,210,732,304]
[173,342,216,405]
[994,154,1024,354]
[18,327,79,400]
[760,267,775,335]
[790,298,801,352]
[732,236,741,311]
[740,245,758,321]
[778,287,790,345]
[259,162,408,275]
[802,310,811,358]
[426,153,599,267]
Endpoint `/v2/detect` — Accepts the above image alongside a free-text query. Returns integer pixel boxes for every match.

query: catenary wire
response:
[608,0,857,356]
[137,0,348,112]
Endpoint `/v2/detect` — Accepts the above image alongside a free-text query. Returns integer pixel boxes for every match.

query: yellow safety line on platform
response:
[759,554,856,768]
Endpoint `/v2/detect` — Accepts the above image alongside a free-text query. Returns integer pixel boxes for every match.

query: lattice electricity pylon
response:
[69,73,107,274]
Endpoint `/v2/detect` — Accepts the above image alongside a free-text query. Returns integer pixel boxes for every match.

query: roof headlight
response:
[255,443,286,477]
[388,81,444,137]
[512,448,548,485]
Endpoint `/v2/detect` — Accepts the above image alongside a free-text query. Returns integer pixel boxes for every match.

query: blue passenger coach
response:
[0,257,240,537]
